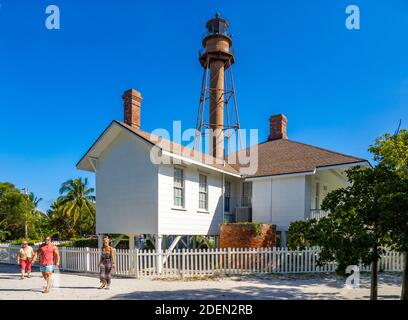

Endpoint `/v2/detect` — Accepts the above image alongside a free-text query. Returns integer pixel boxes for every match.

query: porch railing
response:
[309,209,330,221]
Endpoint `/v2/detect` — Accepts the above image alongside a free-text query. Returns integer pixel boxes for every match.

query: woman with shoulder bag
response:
[98,237,116,290]
[16,241,34,279]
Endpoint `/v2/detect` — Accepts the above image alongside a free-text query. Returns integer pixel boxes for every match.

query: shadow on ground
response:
[1,263,402,300]
[110,286,334,300]
[0,288,42,293]
[226,272,402,290]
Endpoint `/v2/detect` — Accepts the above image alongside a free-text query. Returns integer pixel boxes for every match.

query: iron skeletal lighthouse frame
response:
[194,13,242,161]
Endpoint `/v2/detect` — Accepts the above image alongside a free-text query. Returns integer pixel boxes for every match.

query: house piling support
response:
[155,235,163,274]
[215,236,220,248]
[111,234,125,248]
[180,237,188,249]
[162,236,182,266]
[201,236,211,248]
[145,234,155,248]
[191,236,197,249]
[98,234,104,248]
[128,234,135,275]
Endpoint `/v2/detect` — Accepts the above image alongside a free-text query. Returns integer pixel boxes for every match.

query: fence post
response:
[60,247,65,271]
[8,246,12,264]
[227,247,231,274]
[272,247,276,273]
[126,248,131,276]
[135,249,139,278]
[181,249,186,279]
[86,247,90,272]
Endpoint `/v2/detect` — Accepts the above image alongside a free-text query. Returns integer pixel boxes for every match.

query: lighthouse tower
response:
[195,13,240,162]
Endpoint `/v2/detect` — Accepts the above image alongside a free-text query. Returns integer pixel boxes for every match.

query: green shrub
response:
[66,238,98,248]
[227,222,264,236]
[56,238,97,248]
[10,239,41,246]
[60,238,130,249]
[287,220,317,249]
[276,231,281,247]
[56,241,72,247]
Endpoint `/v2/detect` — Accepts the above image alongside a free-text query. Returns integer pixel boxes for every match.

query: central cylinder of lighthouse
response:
[209,60,225,160]
[199,13,234,162]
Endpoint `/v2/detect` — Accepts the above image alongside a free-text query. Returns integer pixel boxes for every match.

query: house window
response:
[224,181,231,212]
[173,167,184,207]
[199,174,208,210]
[242,182,252,207]
[314,182,320,209]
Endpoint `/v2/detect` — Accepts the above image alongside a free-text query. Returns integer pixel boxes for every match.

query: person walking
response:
[98,237,116,290]
[31,236,60,293]
[16,241,34,279]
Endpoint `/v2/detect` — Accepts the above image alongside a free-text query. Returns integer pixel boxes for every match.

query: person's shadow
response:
[0,288,43,293]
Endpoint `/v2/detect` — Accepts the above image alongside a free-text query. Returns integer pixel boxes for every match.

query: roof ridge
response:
[284,139,366,161]
[228,138,365,159]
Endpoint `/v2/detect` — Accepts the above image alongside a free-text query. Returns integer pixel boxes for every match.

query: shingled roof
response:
[116,121,241,176]
[77,119,367,178]
[231,138,368,178]
[120,121,368,178]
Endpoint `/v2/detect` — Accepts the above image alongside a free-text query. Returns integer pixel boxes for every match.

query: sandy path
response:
[0,264,402,300]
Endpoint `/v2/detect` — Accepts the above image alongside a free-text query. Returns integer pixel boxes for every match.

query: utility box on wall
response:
[220,223,277,249]
[234,208,252,223]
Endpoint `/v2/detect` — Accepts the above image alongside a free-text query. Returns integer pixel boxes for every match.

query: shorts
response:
[40,265,54,273]
[20,260,32,272]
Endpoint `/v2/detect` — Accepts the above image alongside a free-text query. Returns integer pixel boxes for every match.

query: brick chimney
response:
[268,114,288,141]
[122,89,143,129]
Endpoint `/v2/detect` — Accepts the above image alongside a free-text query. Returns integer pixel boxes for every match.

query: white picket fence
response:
[0,244,404,278]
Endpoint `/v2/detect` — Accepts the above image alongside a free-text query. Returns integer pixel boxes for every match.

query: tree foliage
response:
[58,177,95,235]
[369,129,408,300]
[288,129,408,299]
[0,178,96,242]
[287,220,316,250]
[47,178,96,239]
[369,129,408,180]
[0,183,34,240]
[369,130,408,252]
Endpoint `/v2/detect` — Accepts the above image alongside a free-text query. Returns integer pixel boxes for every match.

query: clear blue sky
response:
[1,0,407,212]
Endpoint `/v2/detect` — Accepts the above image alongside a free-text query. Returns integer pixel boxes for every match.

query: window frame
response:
[173,167,185,208]
[224,181,231,213]
[242,181,252,207]
[315,182,320,209]
[198,173,208,211]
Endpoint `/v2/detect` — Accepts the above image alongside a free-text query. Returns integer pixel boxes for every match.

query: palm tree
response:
[47,198,72,239]
[59,178,95,236]
[23,192,42,239]
[29,192,42,209]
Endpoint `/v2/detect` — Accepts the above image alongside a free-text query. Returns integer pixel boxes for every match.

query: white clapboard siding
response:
[0,244,405,278]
